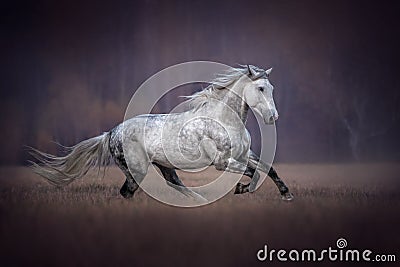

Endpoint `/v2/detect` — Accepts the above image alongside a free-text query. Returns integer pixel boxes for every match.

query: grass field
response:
[0,164,399,266]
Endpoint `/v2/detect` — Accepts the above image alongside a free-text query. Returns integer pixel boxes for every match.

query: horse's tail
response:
[28,132,112,186]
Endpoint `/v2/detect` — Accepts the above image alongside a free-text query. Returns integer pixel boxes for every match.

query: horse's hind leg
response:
[119,166,139,199]
[113,156,139,198]
[121,142,151,199]
[110,137,147,199]
[153,163,185,187]
[153,163,207,202]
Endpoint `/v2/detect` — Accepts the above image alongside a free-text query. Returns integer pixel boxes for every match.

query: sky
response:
[1,0,400,164]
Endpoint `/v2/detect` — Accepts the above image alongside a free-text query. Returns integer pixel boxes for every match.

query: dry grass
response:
[0,164,399,267]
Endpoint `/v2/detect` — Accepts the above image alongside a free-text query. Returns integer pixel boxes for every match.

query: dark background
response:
[1,2,400,267]
[1,0,400,164]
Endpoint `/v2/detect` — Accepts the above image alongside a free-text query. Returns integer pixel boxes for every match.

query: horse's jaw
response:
[253,106,273,124]
[264,117,274,124]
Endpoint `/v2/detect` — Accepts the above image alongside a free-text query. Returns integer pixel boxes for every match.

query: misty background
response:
[1,0,400,164]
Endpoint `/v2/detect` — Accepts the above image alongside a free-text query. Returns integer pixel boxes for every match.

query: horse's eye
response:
[258,87,264,92]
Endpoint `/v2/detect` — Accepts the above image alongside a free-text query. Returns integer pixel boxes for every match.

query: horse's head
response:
[242,65,278,124]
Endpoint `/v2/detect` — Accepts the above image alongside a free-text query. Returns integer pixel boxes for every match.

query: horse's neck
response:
[240,100,249,123]
[218,85,249,124]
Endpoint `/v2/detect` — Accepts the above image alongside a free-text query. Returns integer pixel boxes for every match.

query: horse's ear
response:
[247,65,257,77]
[266,68,273,75]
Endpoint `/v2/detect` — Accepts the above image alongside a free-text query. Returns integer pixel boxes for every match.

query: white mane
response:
[183,65,267,110]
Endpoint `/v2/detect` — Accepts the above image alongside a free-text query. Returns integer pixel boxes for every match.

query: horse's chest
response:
[229,131,250,158]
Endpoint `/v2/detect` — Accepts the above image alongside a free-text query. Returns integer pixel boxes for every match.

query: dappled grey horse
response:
[29,65,294,201]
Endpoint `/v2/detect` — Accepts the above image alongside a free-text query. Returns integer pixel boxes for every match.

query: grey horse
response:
[29,65,294,201]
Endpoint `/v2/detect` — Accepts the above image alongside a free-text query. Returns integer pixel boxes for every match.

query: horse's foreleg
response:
[234,166,260,194]
[214,157,253,194]
[248,150,294,201]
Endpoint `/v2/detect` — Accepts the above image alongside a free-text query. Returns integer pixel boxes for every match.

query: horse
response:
[29,65,294,202]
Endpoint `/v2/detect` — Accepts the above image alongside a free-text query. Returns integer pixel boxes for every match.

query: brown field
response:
[0,164,399,267]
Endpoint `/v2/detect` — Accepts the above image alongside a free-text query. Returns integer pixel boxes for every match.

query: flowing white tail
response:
[28,132,111,186]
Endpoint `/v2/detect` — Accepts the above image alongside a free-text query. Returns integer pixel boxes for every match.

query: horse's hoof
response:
[234,183,250,194]
[120,189,134,199]
[281,192,294,201]
[234,183,241,194]
[120,185,135,199]
[235,183,247,194]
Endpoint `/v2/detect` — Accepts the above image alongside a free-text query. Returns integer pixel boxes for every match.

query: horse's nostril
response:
[269,114,278,123]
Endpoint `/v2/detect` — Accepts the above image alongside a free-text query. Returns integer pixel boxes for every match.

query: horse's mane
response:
[183,65,266,111]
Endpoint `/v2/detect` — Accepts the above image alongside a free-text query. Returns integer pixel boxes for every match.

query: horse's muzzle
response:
[264,113,279,124]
